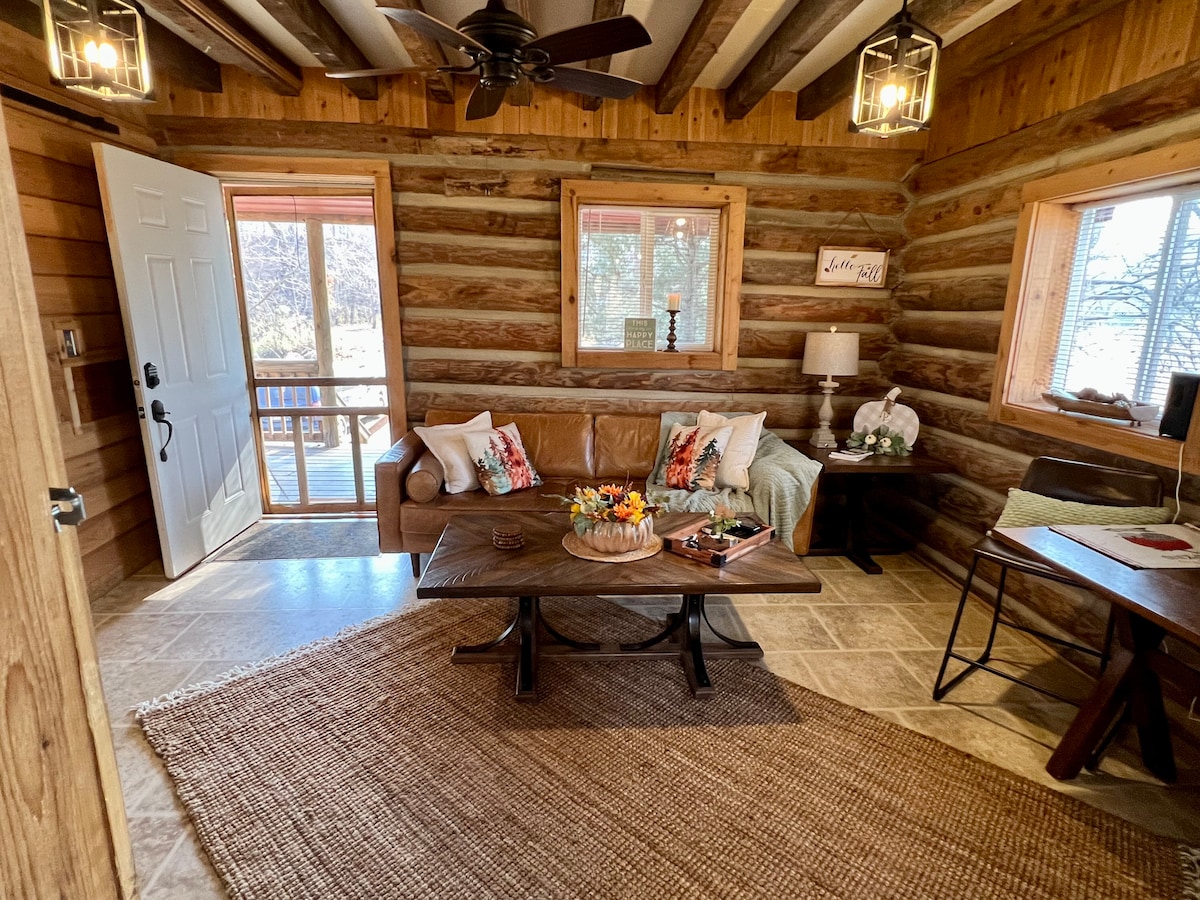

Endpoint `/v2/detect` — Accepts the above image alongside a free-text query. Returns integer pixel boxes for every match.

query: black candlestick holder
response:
[665,309,679,352]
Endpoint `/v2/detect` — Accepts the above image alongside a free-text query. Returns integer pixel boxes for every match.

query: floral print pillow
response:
[464,423,543,496]
[662,423,733,492]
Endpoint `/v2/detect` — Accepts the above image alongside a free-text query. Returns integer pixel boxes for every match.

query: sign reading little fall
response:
[815,247,890,288]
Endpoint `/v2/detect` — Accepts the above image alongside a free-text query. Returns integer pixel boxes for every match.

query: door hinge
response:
[50,487,87,531]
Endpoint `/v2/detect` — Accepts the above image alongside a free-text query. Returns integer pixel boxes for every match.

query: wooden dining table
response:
[991,526,1200,782]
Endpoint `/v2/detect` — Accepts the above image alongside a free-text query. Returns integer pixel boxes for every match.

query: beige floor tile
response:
[99,659,205,723]
[894,647,1096,708]
[811,604,931,650]
[150,607,388,661]
[128,813,190,894]
[803,649,934,709]
[894,601,1027,651]
[761,652,823,691]
[875,553,928,572]
[141,825,226,900]
[722,605,839,651]
[815,571,931,603]
[890,569,966,603]
[798,555,853,571]
[94,613,204,661]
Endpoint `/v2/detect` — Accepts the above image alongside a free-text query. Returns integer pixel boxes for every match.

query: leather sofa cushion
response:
[401,478,646,539]
[594,414,660,479]
[424,410,595,479]
[405,450,443,503]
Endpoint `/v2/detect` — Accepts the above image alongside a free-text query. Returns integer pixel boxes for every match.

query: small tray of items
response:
[660,514,775,567]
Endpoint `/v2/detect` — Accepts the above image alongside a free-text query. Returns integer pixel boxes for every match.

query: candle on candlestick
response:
[666,293,681,312]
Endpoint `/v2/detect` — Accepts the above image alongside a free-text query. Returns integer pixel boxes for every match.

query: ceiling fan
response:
[327,0,652,120]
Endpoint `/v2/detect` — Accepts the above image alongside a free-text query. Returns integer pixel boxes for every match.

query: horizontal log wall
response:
[2,20,161,599]
[892,0,1200,649]
[392,157,909,438]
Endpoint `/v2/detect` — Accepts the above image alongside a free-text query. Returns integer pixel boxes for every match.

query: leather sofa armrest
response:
[375,431,425,553]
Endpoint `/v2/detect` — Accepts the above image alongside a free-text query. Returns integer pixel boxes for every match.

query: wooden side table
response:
[801,447,951,574]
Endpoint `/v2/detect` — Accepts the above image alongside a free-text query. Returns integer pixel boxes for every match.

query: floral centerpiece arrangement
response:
[550,482,658,553]
[706,504,742,537]
[846,424,912,456]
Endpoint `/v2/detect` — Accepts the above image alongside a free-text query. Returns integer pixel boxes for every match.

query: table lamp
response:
[801,326,860,448]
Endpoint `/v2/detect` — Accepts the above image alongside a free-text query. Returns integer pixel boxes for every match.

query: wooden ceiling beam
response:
[256,0,377,99]
[579,0,625,112]
[795,0,1004,121]
[378,0,455,104]
[142,0,302,95]
[724,0,862,121]
[655,0,753,115]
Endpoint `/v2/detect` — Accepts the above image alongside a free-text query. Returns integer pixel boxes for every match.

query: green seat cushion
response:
[994,488,1171,528]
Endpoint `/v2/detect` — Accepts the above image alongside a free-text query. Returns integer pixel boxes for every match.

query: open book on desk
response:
[1050,523,1200,569]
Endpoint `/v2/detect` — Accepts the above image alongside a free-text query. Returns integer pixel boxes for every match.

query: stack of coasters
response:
[492,523,524,551]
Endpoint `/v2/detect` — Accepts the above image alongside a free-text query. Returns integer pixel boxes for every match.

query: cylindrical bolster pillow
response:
[406,450,444,503]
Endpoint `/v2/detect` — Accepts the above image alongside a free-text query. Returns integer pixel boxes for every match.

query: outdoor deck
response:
[264,444,378,507]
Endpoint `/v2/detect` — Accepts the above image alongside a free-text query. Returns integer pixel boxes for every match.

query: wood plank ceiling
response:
[19,0,1132,124]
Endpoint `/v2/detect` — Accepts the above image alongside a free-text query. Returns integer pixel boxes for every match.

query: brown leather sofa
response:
[375,409,815,574]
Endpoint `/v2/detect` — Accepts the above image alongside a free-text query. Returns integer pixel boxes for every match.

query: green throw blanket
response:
[647,412,822,551]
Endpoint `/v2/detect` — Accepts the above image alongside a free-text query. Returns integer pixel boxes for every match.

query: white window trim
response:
[993,139,1200,474]
[560,180,746,371]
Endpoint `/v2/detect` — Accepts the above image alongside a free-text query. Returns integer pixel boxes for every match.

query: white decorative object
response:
[802,327,860,449]
[815,247,890,287]
[853,387,920,448]
[413,411,494,494]
[697,410,765,491]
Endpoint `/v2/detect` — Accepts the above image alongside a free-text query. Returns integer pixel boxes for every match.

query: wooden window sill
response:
[571,349,728,371]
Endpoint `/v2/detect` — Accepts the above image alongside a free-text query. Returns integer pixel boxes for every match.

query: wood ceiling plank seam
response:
[380,0,455,104]
[255,0,378,99]
[579,0,626,112]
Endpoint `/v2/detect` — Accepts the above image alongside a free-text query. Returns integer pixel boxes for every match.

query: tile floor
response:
[92,548,1200,899]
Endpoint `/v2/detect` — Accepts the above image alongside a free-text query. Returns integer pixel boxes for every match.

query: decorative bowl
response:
[577,518,656,554]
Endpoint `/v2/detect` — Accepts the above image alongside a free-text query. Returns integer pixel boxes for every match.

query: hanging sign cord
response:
[818,208,890,249]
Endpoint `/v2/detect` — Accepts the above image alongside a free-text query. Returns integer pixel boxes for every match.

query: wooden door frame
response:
[0,103,134,897]
[171,153,407,436]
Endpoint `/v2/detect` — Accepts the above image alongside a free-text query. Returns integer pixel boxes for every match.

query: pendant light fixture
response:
[42,0,153,102]
[850,0,940,138]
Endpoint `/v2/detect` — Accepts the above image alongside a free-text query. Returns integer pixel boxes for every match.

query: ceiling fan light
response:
[42,0,153,102]
[849,1,939,138]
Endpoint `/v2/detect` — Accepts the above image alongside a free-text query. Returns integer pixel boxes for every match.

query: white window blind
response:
[1053,190,1200,406]
[576,205,720,350]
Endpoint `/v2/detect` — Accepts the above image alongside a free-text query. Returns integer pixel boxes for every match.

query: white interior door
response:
[94,143,262,578]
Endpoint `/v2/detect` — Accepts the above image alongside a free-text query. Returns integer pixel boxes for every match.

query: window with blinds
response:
[1053,190,1200,407]
[577,205,721,350]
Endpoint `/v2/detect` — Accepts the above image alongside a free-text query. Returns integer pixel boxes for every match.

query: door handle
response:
[151,399,174,461]
[49,487,87,532]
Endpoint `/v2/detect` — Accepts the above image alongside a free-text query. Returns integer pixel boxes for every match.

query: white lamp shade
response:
[802,330,860,377]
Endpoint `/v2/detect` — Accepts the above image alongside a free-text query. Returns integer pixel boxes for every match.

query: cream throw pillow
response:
[413,411,493,494]
[993,488,1171,528]
[697,410,765,491]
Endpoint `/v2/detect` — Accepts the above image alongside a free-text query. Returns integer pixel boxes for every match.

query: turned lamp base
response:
[809,378,841,448]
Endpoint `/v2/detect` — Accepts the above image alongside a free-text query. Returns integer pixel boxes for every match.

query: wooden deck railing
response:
[251,374,389,511]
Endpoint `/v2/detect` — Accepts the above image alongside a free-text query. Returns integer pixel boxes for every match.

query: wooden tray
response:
[1041,392,1159,425]
[660,514,776,567]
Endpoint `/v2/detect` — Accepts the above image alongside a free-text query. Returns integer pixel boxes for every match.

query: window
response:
[560,181,746,370]
[994,140,1200,472]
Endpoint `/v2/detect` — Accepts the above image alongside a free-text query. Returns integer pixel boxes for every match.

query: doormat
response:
[211,519,379,561]
[136,596,1195,900]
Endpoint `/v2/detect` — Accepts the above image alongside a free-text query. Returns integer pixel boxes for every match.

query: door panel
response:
[94,144,262,577]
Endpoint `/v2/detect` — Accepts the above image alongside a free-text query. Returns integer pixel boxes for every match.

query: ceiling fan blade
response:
[544,66,643,100]
[377,4,490,56]
[325,66,436,79]
[466,82,507,120]
[508,77,533,107]
[522,16,651,68]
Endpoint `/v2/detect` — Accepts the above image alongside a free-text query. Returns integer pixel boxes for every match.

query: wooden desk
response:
[803,448,951,574]
[992,526,1200,782]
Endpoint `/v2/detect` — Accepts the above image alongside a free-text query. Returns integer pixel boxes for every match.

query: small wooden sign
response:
[815,246,890,287]
[624,317,657,351]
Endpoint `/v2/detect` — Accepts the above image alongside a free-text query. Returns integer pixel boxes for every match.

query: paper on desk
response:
[1050,524,1200,569]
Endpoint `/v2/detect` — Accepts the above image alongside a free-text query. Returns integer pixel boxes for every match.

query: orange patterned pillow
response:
[663,423,733,492]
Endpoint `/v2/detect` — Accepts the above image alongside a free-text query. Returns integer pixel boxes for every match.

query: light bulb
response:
[675,217,687,226]
[84,39,119,69]
[879,83,906,109]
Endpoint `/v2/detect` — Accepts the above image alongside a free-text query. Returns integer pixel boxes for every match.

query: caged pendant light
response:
[850,0,940,138]
[42,0,153,102]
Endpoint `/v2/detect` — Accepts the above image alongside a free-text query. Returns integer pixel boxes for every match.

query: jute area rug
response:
[137,596,1199,900]
[211,519,379,561]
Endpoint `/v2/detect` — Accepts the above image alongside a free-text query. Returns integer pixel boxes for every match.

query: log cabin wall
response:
[888,0,1200,645]
[2,20,162,599]
[148,72,922,439]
